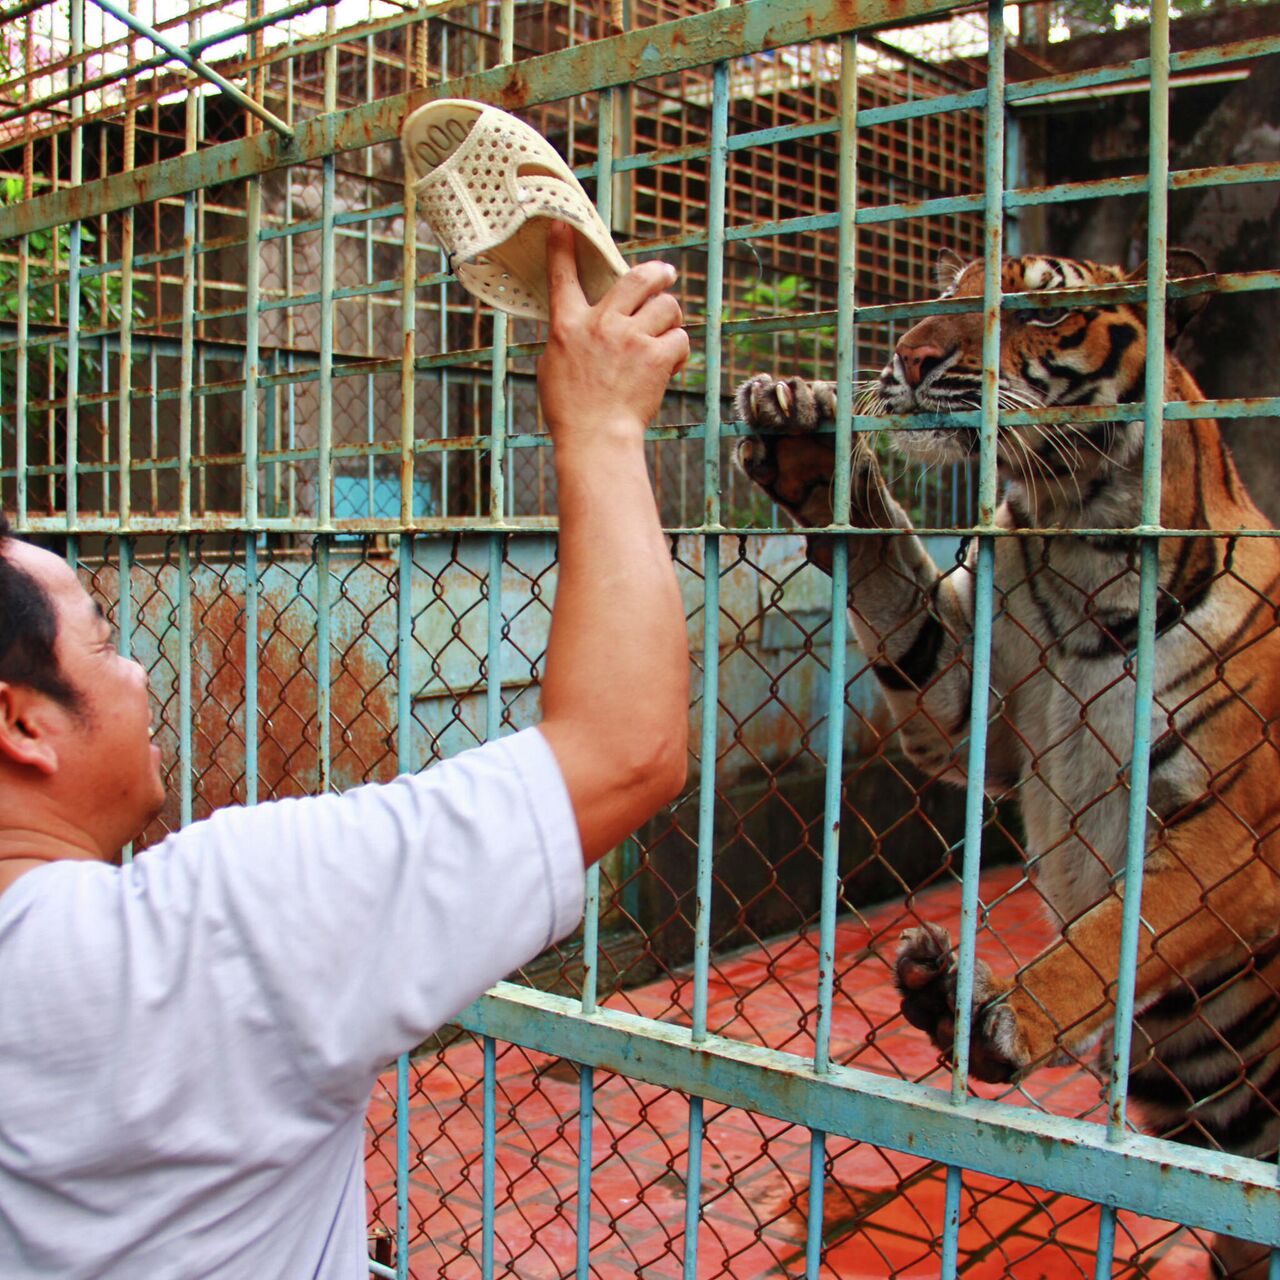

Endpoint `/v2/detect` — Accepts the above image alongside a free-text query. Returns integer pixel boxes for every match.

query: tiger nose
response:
[898,342,947,388]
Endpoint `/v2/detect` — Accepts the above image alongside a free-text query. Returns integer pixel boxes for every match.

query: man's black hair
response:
[0,511,83,710]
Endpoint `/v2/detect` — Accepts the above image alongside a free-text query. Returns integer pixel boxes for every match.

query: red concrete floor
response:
[367,867,1214,1278]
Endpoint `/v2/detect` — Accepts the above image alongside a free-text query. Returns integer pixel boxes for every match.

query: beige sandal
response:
[401,98,627,321]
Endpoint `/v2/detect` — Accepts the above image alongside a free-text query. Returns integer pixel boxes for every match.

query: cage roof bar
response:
[0,0,970,242]
[85,0,295,139]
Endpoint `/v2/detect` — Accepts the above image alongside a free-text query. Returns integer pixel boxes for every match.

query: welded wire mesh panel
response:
[2,0,1279,1277]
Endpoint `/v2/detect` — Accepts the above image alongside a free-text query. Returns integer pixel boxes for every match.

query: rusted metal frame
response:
[244,179,262,528]
[260,202,403,241]
[0,0,51,26]
[462,981,1280,1246]
[116,533,134,864]
[117,189,135,525]
[1095,11,1173,1273]
[597,32,1280,177]
[579,81,620,1023]
[313,9,338,809]
[0,0,976,243]
[176,531,193,828]
[14,237,27,523]
[17,510,1280,539]
[941,5,1005,1273]
[245,2,512,87]
[84,0,295,138]
[480,9,517,1275]
[806,32,858,1280]
[39,264,1272,371]
[1003,30,1280,111]
[567,66,621,1280]
[393,529,412,1279]
[684,8,733,1268]
[399,128,416,528]
[0,265,1260,376]
[1010,159,1280,204]
[10,391,1280,491]
[64,0,84,530]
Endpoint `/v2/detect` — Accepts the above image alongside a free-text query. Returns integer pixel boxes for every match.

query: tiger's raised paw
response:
[734,374,836,432]
[894,923,1026,1084]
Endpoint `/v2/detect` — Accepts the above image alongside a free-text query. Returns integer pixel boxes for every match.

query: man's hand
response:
[538,222,688,447]
[535,223,691,865]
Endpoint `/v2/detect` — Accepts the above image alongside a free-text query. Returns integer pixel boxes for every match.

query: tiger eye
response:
[1027,307,1069,327]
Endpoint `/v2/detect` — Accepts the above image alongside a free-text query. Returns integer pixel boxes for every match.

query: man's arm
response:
[535,222,691,864]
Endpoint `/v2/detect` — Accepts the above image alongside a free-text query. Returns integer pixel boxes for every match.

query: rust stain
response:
[497,70,531,112]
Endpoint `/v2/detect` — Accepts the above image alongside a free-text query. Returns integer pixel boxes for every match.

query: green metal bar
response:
[244,180,261,528]
[690,38,731,1043]
[67,0,83,523]
[481,1032,497,1280]
[806,33,859,1277]
[244,533,258,807]
[65,223,81,524]
[179,192,195,528]
[686,19,732,1274]
[318,158,335,530]
[316,537,332,795]
[400,151,417,526]
[84,0,294,138]
[579,86,618,1026]
[0,0,324,129]
[9,267,1276,366]
[116,199,134,525]
[1101,35,1170,1280]
[574,1063,595,1280]
[0,0,978,243]
[481,12,516,1274]
[15,236,27,524]
[117,535,134,863]
[942,4,1005,1273]
[178,535,193,828]
[465,982,1280,1242]
[395,532,413,1280]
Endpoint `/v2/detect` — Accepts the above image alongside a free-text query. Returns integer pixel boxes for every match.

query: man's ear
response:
[1125,248,1212,342]
[0,683,60,775]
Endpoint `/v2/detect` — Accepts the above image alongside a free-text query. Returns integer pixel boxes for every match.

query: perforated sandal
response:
[402,98,627,321]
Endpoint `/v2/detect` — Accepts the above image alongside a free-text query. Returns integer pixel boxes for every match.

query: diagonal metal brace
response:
[86,0,295,140]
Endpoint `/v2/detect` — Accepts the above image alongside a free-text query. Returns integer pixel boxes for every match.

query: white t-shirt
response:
[0,727,583,1279]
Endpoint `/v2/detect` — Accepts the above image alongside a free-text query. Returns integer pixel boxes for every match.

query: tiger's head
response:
[874,249,1209,483]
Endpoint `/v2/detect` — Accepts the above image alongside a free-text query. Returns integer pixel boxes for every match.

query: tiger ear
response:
[935,248,969,296]
[1125,248,1212,342]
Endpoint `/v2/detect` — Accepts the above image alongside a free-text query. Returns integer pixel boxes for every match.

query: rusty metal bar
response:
[0,0,973,243]
[84,0,295,138]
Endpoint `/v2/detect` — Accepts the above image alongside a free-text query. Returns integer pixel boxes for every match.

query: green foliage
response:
[0,177,134,417]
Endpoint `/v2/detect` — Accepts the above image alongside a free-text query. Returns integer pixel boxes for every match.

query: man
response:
[0,222,690,1277]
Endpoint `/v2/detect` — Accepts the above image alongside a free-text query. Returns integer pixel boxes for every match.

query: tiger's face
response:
[875,253,1168,480]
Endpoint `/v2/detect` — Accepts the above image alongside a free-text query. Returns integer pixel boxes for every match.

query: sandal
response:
[401,98,627,320]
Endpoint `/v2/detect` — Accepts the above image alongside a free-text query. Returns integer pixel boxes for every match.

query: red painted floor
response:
[367,867,1213,1278]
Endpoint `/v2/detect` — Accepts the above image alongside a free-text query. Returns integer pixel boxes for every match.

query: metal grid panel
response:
[1,0,1278,1277]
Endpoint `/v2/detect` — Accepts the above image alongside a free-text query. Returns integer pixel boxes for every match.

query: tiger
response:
[734,250,1280,1278]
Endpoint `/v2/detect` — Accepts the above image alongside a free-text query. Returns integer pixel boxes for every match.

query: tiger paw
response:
[894,924,1025,1084]
[735,374,836,432]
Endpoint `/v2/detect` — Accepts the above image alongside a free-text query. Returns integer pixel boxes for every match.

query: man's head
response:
[0,514,163,861]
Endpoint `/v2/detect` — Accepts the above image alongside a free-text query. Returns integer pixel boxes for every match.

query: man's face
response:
[7,541,164,854]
